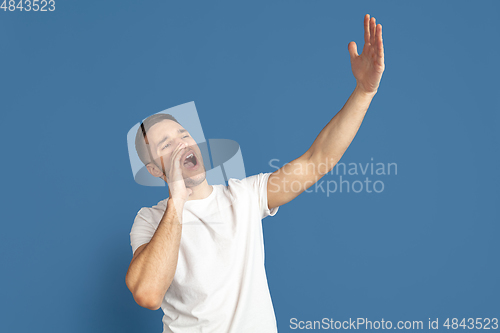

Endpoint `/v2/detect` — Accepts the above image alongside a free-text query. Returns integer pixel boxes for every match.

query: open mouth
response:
[183,151,198,169]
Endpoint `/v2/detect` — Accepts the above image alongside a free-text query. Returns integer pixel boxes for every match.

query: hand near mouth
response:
[166,142,193,204]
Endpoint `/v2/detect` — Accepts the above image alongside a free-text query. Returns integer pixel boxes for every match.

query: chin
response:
[184,171,206,188]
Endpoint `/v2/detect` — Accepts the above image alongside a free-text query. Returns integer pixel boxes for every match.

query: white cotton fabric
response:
[130,172,279,333]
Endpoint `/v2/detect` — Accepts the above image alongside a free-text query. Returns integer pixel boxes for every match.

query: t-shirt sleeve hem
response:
[130,207,156,255]
[261,172,279,219]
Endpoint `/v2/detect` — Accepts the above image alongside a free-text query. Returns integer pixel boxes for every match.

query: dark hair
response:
[135,113,181,166]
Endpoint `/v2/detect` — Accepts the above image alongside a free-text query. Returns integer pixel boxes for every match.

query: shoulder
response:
[134,198,169,225]
[230,172,271,188]
[227,172,279,219]
[227,172,272,196]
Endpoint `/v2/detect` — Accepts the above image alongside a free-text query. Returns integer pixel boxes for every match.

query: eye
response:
[162,143,170,150]
[183,135,189,138]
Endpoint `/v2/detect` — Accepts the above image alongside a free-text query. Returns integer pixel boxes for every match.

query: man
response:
[126,14,384,332]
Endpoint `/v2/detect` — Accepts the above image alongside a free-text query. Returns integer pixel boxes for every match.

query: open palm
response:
[348,14,385,94]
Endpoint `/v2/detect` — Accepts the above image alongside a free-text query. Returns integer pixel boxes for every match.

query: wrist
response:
[167,197,185,222]
[354,83,378,98]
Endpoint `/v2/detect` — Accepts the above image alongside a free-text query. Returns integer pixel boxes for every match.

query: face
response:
[145,119,206,187]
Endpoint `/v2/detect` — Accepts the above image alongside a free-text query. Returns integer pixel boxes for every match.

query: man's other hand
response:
[348,14,385,95]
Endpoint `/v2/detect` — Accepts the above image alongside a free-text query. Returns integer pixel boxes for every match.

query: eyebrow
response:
[157,128,188,148]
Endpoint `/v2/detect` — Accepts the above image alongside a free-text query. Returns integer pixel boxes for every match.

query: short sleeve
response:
[130,208,157,255]
[243,172,279,219]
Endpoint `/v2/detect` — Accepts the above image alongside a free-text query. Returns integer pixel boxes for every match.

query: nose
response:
[173,138,191,150]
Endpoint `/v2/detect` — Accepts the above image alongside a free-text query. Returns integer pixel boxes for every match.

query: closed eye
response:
[161,135,190,150]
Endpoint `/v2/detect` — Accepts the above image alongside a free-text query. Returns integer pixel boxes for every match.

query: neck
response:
[186,179,213,201]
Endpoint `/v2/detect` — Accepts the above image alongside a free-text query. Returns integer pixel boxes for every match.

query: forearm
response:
[308,85,376,172]
[126,199,184,310]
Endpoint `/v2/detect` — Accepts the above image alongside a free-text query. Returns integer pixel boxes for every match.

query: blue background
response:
[1,0,499,332]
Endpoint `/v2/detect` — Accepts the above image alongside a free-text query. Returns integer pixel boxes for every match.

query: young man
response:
[126,14,384,333]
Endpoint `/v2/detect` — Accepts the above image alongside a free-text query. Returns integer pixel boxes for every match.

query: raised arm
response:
[267,14,385,209]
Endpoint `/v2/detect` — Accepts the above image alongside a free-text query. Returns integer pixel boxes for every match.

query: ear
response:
[146,162,165,180]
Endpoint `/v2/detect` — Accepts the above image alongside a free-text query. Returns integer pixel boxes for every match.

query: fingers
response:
[165,142,187,182]
[364,14,370,45]
[171,142,187,171]
[370,17,376,46]
[376,24,384,64]
[363,14,384,64]
[173,142,187,165]
[364,14,381,46]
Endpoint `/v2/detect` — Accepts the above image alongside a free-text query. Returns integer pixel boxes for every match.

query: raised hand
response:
[348,14,385,95]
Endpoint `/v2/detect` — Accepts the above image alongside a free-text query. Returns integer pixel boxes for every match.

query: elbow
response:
[126,276,163,311]
[134,292,162,311]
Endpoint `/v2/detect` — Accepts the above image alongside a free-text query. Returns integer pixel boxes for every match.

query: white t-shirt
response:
[130,172,279,333]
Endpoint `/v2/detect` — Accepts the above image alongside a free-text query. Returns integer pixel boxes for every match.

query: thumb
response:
[348,41,358,58]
